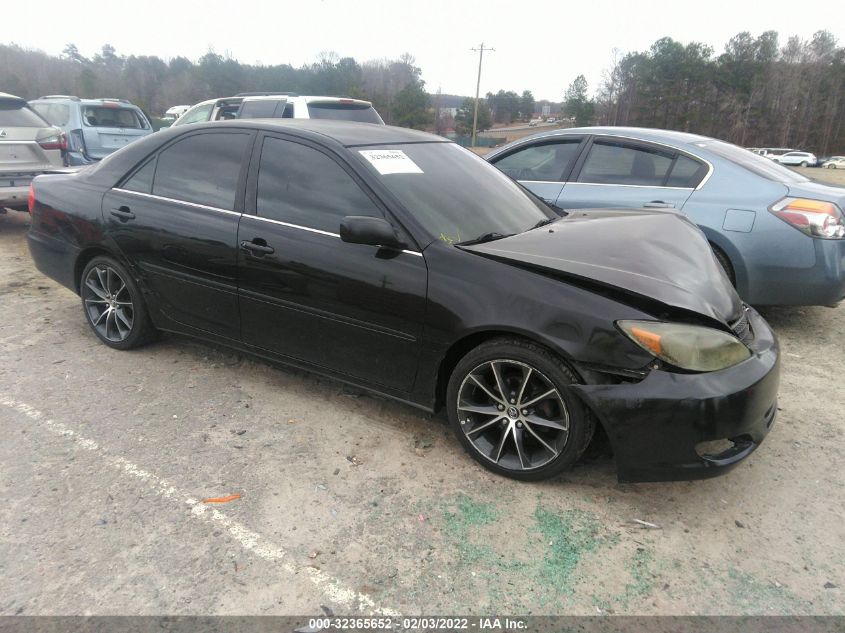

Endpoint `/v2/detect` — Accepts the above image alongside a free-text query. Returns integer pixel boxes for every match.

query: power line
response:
[470,43,494,148]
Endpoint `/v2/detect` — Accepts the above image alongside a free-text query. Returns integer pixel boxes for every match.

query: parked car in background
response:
[486,126,845,307]
[27,120,780,483]
[171,93,384,127]
[748,147,795,160]
[29,96,154,165]
[0,92,65,210]
[821,156,845,169]
[774,151,817,167]
[164,105,191,119]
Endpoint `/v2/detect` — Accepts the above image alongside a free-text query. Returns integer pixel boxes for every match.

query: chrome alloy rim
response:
[456,359,570,470]
[82,266,134,342]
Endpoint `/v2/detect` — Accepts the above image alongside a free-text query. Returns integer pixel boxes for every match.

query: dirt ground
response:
[0,187,843,615]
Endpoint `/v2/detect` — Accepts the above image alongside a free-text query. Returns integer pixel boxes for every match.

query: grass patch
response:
[533,506,615,597]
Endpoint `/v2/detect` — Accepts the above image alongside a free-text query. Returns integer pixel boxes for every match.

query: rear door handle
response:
[240,240,275,256]
[643,201,675,209]
[110,205,135,220]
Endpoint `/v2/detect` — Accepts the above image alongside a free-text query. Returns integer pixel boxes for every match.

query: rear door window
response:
[306,103,383,124]
[83,106,146,129]
[493,140,581,181]
[122,158,157,194]
[665,154,708,188]
[578,140,674,186]
[0,103,49,127]
[153,132,251,210]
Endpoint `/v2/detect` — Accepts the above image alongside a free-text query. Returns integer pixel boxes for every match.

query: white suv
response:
[171,93,384,127]
[774,151,818,167]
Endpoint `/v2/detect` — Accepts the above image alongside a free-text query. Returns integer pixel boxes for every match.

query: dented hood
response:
[461,209,743,325]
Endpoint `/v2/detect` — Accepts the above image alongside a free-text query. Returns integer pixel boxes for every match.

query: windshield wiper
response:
[529,217,558,231]
[455,232,514,246]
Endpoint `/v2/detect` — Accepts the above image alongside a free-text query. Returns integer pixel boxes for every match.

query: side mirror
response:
[340,216,405,249]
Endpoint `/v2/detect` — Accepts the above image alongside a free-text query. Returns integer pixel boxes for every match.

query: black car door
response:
[103,129,253,339]
[237,133,428,392]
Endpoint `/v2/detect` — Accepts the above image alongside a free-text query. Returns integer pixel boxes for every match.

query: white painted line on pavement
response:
[0,395,399,616]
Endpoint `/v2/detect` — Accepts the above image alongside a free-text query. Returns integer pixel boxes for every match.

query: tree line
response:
[583,30,845,155]
[3,32,844,152]
[0,43,432,128]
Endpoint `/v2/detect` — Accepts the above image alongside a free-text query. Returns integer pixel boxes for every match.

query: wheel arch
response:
[433,328,584,412]
[73,246,123,294]
[695,226,749,297]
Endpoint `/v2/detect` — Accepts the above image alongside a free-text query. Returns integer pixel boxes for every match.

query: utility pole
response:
[471,43,494,148]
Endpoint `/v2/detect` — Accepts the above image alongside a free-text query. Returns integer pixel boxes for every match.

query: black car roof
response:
[203,119,445,147]
[83,120,449,188]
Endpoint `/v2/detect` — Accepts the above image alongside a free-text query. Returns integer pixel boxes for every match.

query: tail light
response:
[69,129,86,153]
[770,198,845,239]
[27,184,35,214]
[37,131,67,151]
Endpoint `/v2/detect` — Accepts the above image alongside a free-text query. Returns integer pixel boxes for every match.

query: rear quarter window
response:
[665,154,708,188]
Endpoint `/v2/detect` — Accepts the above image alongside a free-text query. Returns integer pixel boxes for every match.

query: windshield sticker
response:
[359,149,423,175]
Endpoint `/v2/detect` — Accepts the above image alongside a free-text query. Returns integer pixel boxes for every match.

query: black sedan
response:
[26,120,780,483]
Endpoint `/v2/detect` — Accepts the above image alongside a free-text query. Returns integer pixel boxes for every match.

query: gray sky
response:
[5,0,843,101]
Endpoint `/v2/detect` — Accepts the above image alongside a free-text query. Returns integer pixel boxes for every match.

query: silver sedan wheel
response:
[82,265,134,342]
[456,359,570,471]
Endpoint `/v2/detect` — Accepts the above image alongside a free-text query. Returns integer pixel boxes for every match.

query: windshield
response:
[356,143,554,245]
[307,102,384,124]
[692,140,809,183]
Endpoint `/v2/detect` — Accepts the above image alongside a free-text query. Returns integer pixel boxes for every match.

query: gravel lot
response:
[1,171,843,615]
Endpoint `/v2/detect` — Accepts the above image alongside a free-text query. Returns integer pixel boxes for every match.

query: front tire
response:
[446,337,594,481]
[80,256,155,350]
[711,244,736,286]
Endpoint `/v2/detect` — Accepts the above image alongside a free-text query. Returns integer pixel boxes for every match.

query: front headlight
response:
[617,320,751,372]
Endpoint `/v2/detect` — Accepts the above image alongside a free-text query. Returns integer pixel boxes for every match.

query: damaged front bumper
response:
[571,307,780,483]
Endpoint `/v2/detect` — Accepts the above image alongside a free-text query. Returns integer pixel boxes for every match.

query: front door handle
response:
[240,239,275,256]
[110,205,135,220]
[643,201,675,209]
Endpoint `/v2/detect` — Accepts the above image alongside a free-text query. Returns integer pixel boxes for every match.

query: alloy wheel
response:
[456,359,570,471]
[82,265,135,342]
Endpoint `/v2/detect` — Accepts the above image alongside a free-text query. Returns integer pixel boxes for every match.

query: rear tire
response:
[80,256,155,350]
[446,337,594,481]
[801,161,809,167]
